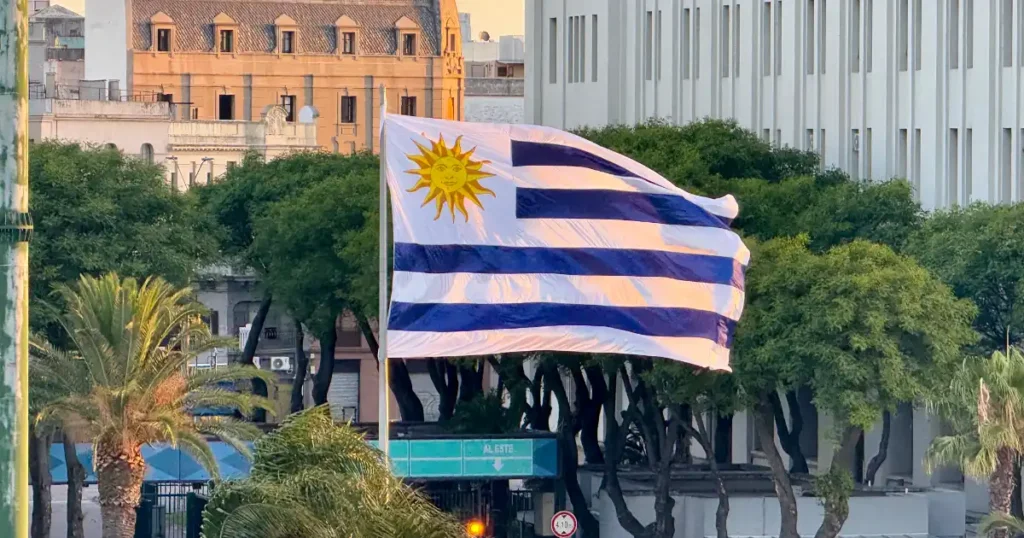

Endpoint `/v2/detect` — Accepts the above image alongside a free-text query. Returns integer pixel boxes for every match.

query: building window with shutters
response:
[157,28,171,52]
[400,96,417,116]
[340,96,356,123]
[402,33,416,55]
[281,30,295,53]
[342,32,356,54]
[220,29,234,53]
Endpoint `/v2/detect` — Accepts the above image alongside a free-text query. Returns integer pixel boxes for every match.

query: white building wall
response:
[527,0,1024,211]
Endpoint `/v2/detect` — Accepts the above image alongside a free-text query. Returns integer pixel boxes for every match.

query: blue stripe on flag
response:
[510,140,651,181]
[389,302,736,344]
[516,188,733,229]
[394,243,745,290]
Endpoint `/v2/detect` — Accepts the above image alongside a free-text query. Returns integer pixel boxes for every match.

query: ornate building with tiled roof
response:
[85,0,465,153]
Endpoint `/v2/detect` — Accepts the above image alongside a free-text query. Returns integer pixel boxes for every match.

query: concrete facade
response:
[525,0,1024,211]
[28,5,84,98]
[465,79,524,124]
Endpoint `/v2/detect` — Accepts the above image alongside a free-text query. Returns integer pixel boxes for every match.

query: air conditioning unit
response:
[270,356,292,372]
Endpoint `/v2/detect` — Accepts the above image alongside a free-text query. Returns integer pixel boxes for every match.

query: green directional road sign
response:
[372,437,558,479]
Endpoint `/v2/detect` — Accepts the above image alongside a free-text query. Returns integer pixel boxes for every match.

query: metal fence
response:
[135,482,211,538]
[136,481,537,538]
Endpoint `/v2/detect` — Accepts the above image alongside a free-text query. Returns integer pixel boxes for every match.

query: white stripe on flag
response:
[388,326,732,371]
[391,272,746,321]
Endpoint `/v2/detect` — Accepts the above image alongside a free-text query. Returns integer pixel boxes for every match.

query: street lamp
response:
[465,519,486,537]
[195,156,214,185]
[164,155,182,191]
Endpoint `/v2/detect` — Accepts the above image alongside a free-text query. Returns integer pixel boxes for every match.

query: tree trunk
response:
[239,293,272,365]
[95,442,146,538]
[990,448,1017,538]
[814,427,862,538]
[770,391,810,474]
[311,323,337,406]
[580,365,607,465]
[240,293,272,422]
[64,433,85,538]
[289,319,308,413]
[715,413,733,464]
[458,362,484,403]
[864,411,891,486]
[29,425,52,538]
[652,461,677,538]
[427,359,458,421]
[357,315,425,421]
[1012,456,1023,519]
[755,398,800,538]
[694,413,729,538]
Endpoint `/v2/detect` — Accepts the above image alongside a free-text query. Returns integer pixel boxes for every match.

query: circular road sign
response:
[551,510,578,537]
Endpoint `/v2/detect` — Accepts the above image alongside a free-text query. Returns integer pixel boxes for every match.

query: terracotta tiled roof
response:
[132,0,441,56]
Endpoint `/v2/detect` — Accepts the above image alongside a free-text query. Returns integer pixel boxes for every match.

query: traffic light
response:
[466,518,486,537]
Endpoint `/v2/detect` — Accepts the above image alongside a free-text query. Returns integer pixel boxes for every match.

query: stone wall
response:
[465,96,524,124]
[465,77,524,97]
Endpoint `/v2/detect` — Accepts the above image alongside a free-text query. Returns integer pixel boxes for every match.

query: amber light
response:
[466,519,486,537]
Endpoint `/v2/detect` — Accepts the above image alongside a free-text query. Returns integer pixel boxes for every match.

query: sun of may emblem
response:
[405,134,495,221]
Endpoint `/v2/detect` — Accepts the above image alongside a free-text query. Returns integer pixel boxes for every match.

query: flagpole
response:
[378,84,391,460]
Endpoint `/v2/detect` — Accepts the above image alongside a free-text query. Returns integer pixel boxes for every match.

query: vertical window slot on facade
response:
[656,10,663,80]
[581,16,587,83]
[592,15,599,82]
[948,129,959,205]
[774,0,783,75]
[282,30,294,54]
[763,129,771,141]
[913,0,922,70]
[898,129,909,178]
[568,17,575,83]
[865,0,874,71]
[341,96,356,123]
[851,0,861,72]
[898,0,909,71]
[806,0,815,74]
[913,129,922,199]
[549,18,557,83]
[965,129,974,203]
[774,129,782,146]
[966,0,974,68]
[683,9,692,79]
[819,129,827,167]
[852,130,861,180]
[1003,0,1014,66]
[949,0,960,69]
[281,95,296,122]
[806,129,815,150]
[819,0,827,74]
[695,8,702,78]
[866,128,873,179]
[762,2,772,76]
[734,4,741,77]
[722,5,731,77]
[645,11,653,81]
[1002,128,1012,202]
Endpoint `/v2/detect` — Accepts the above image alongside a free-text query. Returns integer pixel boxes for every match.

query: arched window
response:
[140,143,154,164]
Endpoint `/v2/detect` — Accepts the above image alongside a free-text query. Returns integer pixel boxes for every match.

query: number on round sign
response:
[550,510,578,537]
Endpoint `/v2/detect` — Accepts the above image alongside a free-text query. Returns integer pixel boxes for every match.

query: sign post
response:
[551,510,578,537]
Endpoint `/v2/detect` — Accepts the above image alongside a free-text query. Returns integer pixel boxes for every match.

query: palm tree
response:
[202,405,467,538]
[30,273,275,538]
[927,348,1024,538]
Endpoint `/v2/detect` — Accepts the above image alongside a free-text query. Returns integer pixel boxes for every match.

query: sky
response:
[457,0,526,37]
[52,0,528,37]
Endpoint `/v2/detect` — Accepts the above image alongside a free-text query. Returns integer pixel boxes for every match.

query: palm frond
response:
[979,513,1024,536]
[175,429,220,480]
[219,504,336,538]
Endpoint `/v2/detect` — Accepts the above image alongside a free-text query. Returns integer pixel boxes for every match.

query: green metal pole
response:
[0,0,31,531]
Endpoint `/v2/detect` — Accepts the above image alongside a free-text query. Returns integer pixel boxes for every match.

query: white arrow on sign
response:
[493,458,504,471]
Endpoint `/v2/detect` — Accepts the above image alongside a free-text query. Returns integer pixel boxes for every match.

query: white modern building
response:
[526,0,1024,211]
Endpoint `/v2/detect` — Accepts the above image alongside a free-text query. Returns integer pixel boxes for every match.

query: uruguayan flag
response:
[383,115,748,371]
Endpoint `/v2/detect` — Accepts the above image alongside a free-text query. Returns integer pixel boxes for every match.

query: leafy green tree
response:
[201,406,464,538]
[734,238,977,538]
[908,204,1024,351]
[30,274,274,538]
[928,348,1024,538]
[29,141,217,536]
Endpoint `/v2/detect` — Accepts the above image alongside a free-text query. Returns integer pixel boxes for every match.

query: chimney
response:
[108,80,120,101]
